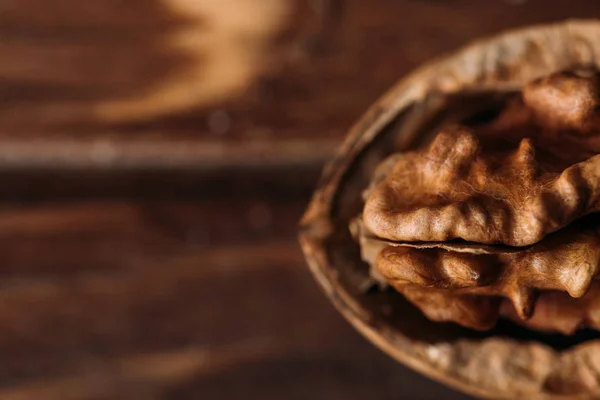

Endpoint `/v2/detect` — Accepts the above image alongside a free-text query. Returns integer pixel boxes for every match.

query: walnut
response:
[357,214,600,329]
[300,21,600,399]
[358,71,600,332]
[524,71,600,134]
[500,281,600,335]
[363,125,600,247]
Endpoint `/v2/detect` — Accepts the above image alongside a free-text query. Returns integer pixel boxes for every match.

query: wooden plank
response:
[0,199,472,398]
[0,1,599,171]
[0,0,300,130]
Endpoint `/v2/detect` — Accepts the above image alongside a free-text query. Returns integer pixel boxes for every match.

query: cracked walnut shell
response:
[300,20,600,399]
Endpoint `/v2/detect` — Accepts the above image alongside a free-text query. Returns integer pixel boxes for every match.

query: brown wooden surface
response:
[1,1,600,399]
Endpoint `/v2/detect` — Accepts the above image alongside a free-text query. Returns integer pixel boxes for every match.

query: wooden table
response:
[1,1,599,398]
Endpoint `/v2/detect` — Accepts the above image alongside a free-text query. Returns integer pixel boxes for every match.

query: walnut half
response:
[300,20,600,399]
[359,71,600,332]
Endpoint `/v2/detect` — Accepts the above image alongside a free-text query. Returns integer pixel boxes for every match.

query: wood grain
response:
[0,1,599,171]
[0,199,471,399]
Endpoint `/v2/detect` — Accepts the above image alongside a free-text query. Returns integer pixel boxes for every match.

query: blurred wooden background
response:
[0,1,599,399]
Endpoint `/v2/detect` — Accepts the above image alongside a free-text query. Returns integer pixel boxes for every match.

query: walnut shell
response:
[299,20,600,399]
